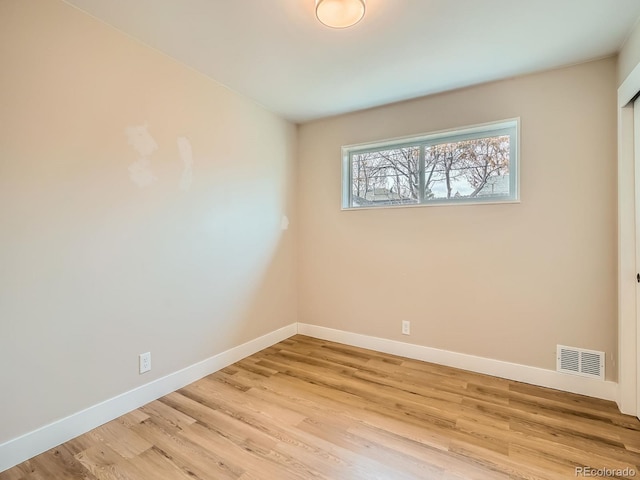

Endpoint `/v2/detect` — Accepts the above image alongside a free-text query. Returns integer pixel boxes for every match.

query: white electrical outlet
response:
[402,320,410,335]
[139,352,151,374]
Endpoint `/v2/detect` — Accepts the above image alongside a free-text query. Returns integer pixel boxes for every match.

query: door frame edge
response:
[617,63,640,416]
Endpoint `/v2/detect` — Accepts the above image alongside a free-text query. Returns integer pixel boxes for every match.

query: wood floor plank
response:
[130,416,243,480]
[86,422,152,460]
[2,334,639,480]
[74,444,133,480]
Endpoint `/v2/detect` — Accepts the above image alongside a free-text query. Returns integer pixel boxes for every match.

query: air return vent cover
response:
[556,345,604,380]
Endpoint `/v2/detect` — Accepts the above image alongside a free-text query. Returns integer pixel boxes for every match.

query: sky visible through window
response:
[349,133,512,207]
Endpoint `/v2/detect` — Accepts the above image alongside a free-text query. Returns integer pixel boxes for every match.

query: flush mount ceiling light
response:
[315,0,366,29]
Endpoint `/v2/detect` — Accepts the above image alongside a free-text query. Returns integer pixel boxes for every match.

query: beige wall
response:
[0,0,296,443]
[298,58,618,379]
[619,20,640,84]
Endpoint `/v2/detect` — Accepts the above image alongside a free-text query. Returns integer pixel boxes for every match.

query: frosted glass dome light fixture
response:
[315,0,366,29]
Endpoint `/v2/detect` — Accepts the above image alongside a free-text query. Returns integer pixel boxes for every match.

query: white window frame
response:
[342,119,520,210]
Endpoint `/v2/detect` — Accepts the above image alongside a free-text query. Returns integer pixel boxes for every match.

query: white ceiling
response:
[64,0,640,123]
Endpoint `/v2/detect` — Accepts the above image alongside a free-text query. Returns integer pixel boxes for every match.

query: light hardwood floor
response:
[2,335,639,479]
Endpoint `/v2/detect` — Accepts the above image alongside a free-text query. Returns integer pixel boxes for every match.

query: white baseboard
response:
[0,323,298,473]
[297,323,618,402]
[0,321,621,473]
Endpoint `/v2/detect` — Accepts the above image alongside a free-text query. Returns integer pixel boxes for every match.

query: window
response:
[342,119,519,209]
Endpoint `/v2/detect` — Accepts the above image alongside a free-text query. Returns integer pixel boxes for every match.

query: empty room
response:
[2,0,640,478]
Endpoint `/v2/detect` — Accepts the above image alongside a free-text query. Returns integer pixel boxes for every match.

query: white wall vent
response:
[556,345,604,380]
